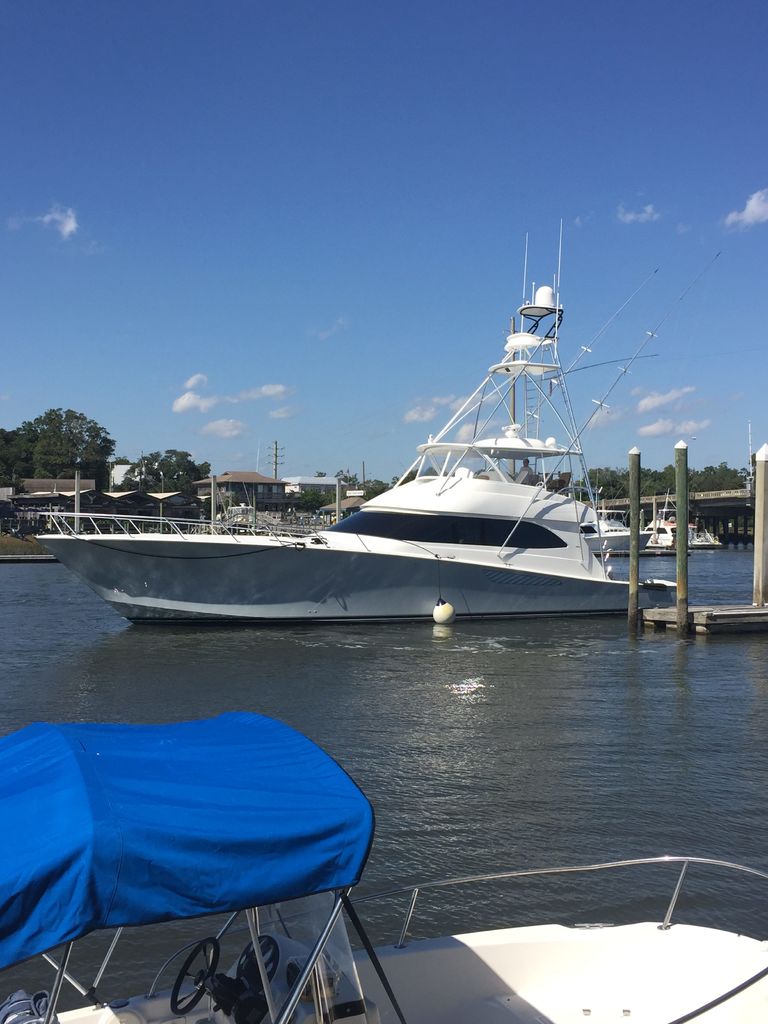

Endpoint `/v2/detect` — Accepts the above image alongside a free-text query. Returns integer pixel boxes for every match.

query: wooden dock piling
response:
[628,447,640,632]
[753,443,768,606]
[642,439,768,636]
[675,441,689,637]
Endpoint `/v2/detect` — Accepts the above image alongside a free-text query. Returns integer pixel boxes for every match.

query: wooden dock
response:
[642,604,768,635]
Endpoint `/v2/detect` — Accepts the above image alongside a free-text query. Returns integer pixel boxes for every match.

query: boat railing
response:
[40,511,319,542]
[354,855,768,948]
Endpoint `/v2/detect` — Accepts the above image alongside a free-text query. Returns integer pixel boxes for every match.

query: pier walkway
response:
[642,604,768,634]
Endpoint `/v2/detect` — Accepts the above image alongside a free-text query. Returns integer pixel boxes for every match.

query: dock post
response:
[628,447,640,631]
[675,441,689,636]
[211,474,217,534]
[753,444,768,605]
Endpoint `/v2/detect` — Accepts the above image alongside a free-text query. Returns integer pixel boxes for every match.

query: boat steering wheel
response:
[170,937,221,1015]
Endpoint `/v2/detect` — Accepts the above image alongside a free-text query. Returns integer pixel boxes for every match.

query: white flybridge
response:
[39,284,673,623]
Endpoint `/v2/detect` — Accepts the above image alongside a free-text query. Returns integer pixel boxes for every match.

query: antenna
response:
[554,219,563,346]
[521,233,529,304]
[564,266,660,375]
[573,252,722,447]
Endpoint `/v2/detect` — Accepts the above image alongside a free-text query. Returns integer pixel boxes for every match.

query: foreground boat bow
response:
[1,715,767,1023]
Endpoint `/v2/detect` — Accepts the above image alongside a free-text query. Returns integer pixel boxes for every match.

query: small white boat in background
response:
[2,714,768,1024]
[644,517,677,551]
[644,516,724,552]
[689,522,723,550]
[584,511,652,555]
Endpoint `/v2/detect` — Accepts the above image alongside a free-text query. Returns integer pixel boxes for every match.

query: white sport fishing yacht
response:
[40,284,672,623]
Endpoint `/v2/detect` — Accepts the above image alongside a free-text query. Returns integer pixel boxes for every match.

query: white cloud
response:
[724,188,768,230]
[403,395,457,423]
[312,316,348,342]
[637,417,710,437]
[172,381,290,413]
[617,203,661,224]
[269,406,294,419]
[201,418,245,438]
[404,405,436,423]
[636,386,695,413]
[38,204,78,239]
[638,418,675,437]
[172,391,219,413]
[455,423,478,442]
[235,384,289,401]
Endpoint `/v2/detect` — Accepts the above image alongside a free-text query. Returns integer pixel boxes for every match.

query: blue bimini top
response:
[0,713,374,970]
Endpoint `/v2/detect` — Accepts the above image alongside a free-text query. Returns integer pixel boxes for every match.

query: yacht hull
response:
[40,533,652,623]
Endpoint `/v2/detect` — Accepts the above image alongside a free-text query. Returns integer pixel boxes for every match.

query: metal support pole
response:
[753,444,768,605]
[628,447,640,631]
[675,441,689,637]
[74,468,81,534]
[211,474,217,534]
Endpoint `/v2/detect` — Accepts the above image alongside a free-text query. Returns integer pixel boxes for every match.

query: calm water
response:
[2,550,768,997]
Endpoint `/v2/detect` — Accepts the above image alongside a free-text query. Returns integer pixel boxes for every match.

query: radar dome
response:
[534,285,556,308]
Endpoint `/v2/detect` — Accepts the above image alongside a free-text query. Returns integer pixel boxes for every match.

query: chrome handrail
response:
[40,511,320,545]
[354,856,768,948]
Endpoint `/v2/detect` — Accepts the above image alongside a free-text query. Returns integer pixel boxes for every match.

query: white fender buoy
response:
[433,598,456,625]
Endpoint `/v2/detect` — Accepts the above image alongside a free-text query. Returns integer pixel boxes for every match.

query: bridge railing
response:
[601,488,750,510]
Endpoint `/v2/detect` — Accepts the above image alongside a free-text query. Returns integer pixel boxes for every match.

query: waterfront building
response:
[193,471,289,514]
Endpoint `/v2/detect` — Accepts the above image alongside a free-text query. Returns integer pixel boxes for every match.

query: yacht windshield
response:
[328,511,566,548]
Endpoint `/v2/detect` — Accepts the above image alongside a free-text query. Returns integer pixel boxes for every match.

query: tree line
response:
[0,407,750,504]
[588,462,748,500]
[0,409,209,496]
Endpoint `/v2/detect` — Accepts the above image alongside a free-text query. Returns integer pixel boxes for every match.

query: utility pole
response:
[271,441,284,480]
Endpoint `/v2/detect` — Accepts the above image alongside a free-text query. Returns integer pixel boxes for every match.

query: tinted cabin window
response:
[328,511,566,548]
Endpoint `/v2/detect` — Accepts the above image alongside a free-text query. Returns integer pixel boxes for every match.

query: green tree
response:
[335,470,360,486]
[296,488,329,513]
[18,409,115,488]
[122,450,211,496]
[364,479,390,499]
[0,428,34,487]
[689,462,746,491]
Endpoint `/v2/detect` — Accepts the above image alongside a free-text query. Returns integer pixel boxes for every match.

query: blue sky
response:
[2,1,767,481]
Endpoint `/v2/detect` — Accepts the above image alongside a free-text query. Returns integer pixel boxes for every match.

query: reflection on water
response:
[2,551,768,995]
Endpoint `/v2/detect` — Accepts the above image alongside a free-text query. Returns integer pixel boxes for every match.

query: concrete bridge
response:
[600,488,754,546]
